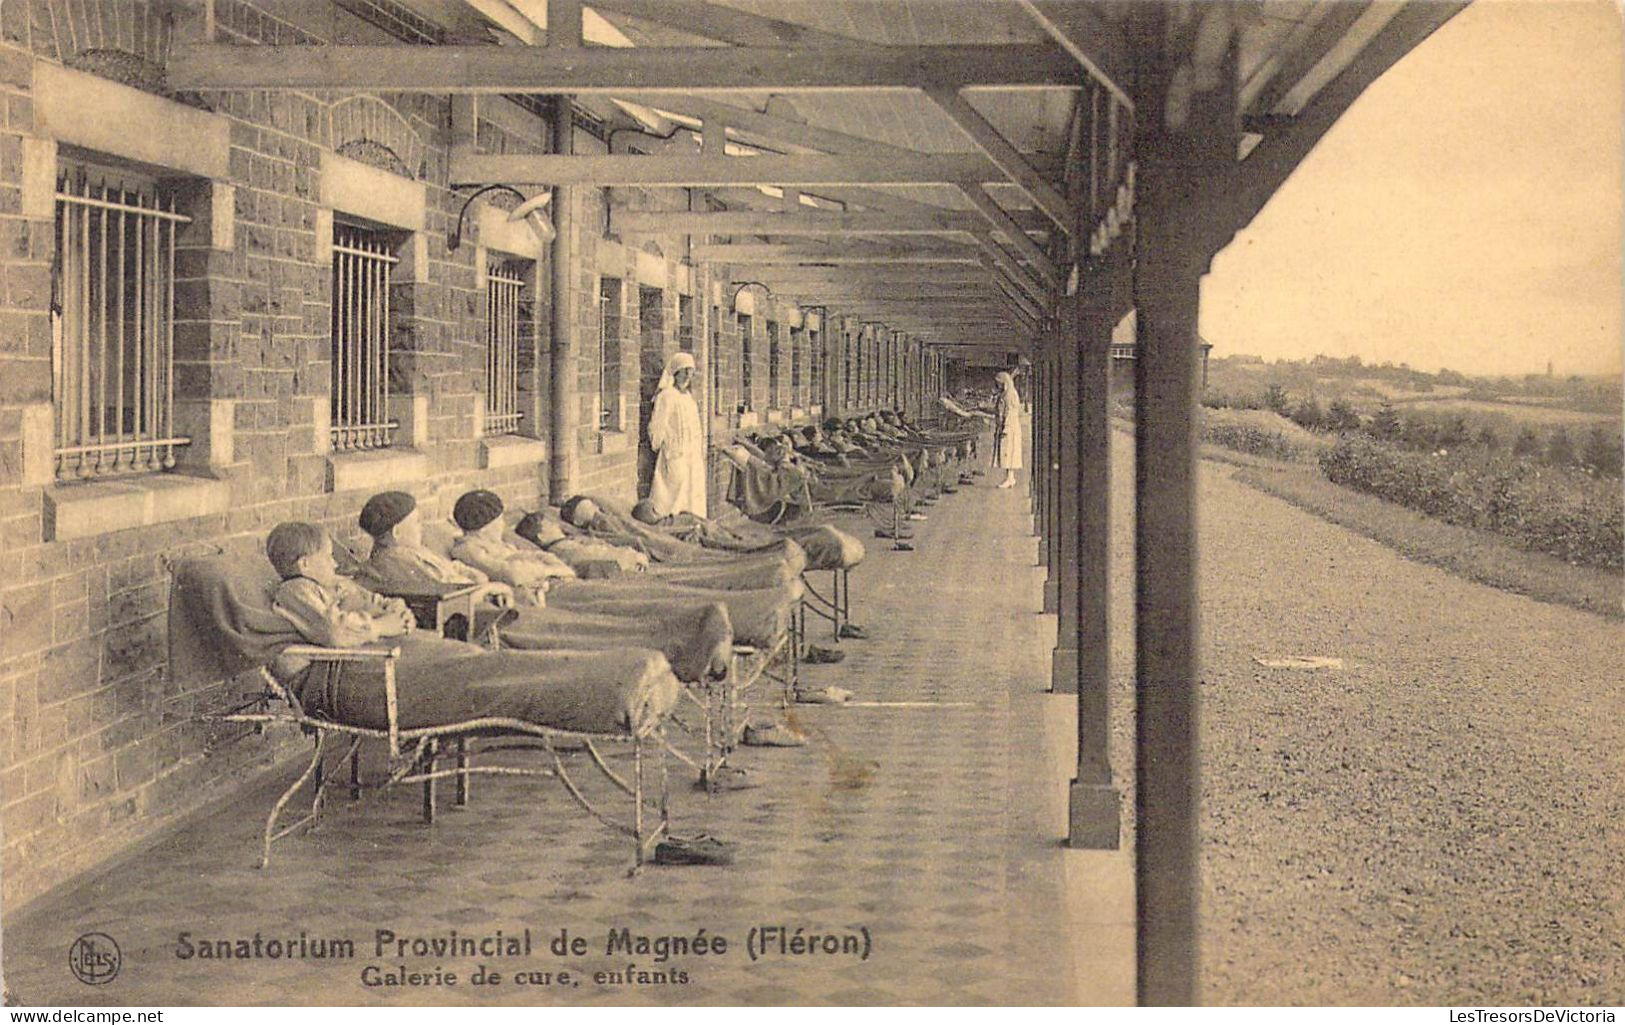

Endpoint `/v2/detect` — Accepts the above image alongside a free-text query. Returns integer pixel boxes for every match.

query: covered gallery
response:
[0,0,1463,1004]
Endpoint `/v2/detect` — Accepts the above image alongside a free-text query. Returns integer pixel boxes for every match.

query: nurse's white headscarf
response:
[658,351,697,391]
[996,371,1020,405]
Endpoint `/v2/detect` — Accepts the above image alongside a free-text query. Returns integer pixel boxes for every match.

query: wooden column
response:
[1051,294,1082,693]
[1130,6,1239,1006]
[1040,325,1060,608]
[1034,348,1050,563]
[1068,237,1127,842]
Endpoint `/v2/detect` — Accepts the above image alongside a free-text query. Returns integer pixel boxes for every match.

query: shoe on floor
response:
[742,722,807,747]
[695,765,758,792]
[838,623,869,640]
[906,512,928,521]
[803,644,846,664]
[653,834,737,866]
[874,528,914,540]
[795,685,854,705]
[892,541,916,552]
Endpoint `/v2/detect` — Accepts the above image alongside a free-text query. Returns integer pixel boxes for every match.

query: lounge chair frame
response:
[665,608,799,792]
[203,643,669,872]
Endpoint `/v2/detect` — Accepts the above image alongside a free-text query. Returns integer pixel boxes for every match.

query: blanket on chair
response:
[170,556,679,735]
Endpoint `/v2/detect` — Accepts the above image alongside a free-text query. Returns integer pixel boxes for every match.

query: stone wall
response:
[0,0,948,912]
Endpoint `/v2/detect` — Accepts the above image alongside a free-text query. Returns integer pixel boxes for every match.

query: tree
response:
[1263,383,1290,416]
[1326,399,1361,432]
[1512,426,1541,457]
[1290,396,1324,431]
[1581,426,1623,477]
[1371,402,1401,441]
[1437,415,1470,449]
[1545,427,1575,466]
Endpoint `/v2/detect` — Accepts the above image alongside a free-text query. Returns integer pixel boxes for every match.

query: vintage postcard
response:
[0,0,1620,1009]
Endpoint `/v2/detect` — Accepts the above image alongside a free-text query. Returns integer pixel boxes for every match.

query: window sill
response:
[326,448,429,494]
[596,431,629,455]
[738,411,760,429]
[45,473,231,542]
[480,435,548,469]
[765,409,784,424]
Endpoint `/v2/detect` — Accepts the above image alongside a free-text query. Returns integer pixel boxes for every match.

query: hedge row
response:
[1319,436,1623,571]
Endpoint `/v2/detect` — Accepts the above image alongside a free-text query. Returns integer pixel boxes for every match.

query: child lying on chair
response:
[449,490,577,605]
[267,522,417,646]
[359,491,515,608]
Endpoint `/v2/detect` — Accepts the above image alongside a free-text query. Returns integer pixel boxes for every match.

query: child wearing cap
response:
[266,522,417,647]
[449,490,576,605]
[358,491,516,608]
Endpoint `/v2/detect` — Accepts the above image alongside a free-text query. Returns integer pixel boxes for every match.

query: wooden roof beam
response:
[167,43,1082,92]
[586,0,879,49]
[1016,0,1133,110]
[452,152,1030,187]
[616,94,917,159]
[960,183,1060,285]
[1225,2,1467,236]
[692,244,979,265]
[927,87,1073,235]
[976,240,1047,307]
[614,209,1047,236]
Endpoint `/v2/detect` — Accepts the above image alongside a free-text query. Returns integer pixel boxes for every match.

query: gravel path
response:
[1102,432,1625,1005]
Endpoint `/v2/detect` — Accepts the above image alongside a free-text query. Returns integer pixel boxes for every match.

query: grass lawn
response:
[1204,444,1622,621]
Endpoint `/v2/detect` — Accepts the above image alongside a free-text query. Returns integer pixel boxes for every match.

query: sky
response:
[1202,0,1624,377]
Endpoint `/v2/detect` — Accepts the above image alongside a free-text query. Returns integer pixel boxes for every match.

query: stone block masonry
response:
[0,0,936,912]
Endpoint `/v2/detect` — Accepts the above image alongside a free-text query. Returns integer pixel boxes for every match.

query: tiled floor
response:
[2,463,1132,1006]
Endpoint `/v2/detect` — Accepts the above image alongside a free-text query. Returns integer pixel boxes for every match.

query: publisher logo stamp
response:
[68,932,121,985]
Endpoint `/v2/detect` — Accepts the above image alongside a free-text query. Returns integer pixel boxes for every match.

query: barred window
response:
[790,326,803,407]
[52,163,188,480]
[330,224,398,452]
[710,304,722,416]
[767,320,781,409]
[599,277,623,431]
[844,331,854,405]
[737,313,753,411]
[485,259,527,436]
[808,329,820,407]
[677,293,694,352]
[855,332,865,404]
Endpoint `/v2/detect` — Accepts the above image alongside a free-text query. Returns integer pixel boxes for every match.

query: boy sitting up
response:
[267,522,417,647]
[449,490,576,605]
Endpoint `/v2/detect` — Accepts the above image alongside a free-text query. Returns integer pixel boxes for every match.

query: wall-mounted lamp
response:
[447,184,555,253]
[729,280,772,310]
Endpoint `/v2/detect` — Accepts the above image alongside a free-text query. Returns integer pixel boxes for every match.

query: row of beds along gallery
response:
[168,402,989,870]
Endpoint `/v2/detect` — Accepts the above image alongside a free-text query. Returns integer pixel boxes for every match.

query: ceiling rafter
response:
[450,152,1031,187]
[926,86,1073,235]
[167,42,1082,91]
[585,0,881,50]
[613,209,1046,236]
[960,183,1061,285]
[1015,0,1133,110]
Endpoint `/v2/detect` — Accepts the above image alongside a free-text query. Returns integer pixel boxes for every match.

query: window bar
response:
[380,238,393,451]
[145,204,160,469]
[77,175,90,478]
[94,181,110,476]
[379,233,392,449]
[164,193,177,468]
[349,232,362,449]
[115,180,127,471]
[333,239,346,451]
[368,232,380,450]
